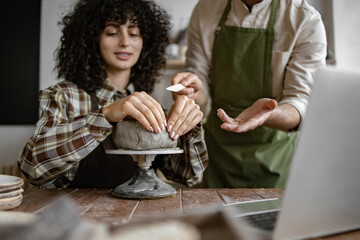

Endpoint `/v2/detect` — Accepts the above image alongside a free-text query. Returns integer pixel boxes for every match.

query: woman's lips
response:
[115,52,132,60]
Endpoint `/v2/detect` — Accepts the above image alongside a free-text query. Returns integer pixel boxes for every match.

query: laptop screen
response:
[274,68,360,239]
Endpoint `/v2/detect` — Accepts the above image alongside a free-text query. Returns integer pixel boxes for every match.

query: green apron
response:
[204,0,298,188]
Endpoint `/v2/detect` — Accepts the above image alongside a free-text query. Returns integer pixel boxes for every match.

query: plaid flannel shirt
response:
[18,79,208,188]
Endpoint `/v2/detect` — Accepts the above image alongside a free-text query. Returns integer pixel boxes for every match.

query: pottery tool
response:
[166,84,186,92]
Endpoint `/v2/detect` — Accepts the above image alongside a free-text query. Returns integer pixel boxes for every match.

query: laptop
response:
[225,68,360,239]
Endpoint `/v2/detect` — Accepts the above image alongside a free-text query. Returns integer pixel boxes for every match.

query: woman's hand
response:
[171,72,203,101]
[102,91,166,133]
[167,95,203,140]
[217,98,277,133]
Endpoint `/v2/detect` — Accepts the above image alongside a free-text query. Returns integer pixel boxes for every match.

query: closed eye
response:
[108,32,118,36]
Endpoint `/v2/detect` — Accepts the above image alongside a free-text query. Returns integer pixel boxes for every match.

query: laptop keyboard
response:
[242,210,279,231]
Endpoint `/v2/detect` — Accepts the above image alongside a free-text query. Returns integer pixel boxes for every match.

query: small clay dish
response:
[0,174,24,193]
[0,174,23,188]
[0,187,23,199]
[0,194,23,210]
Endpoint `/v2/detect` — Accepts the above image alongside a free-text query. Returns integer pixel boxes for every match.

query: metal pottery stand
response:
[106,148,183,199]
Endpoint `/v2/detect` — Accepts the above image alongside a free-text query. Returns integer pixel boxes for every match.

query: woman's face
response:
[99,20,143,75]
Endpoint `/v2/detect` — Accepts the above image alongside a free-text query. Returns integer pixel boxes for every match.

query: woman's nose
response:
[119,32,130,47]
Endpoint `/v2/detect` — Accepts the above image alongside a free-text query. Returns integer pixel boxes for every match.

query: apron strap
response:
[267,0,279,29]
[218,0,232,27]
[89,91,98,112]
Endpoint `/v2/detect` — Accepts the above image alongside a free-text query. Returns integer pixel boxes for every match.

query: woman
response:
[18,0,208,188]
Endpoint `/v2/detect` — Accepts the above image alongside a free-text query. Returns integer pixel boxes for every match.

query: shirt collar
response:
[97,79,135,105]
[240,0,272,13]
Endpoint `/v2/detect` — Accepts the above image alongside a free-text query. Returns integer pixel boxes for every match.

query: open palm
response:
[217,98,277,133]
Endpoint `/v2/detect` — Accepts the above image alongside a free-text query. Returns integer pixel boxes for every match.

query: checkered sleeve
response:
[18,84,113,186]
[159,123,209,187]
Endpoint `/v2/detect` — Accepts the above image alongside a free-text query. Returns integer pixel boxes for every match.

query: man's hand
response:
[171,72,203,101]
[217,98,277,133]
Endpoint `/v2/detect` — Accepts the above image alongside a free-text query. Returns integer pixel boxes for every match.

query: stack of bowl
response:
[0,174,24,210]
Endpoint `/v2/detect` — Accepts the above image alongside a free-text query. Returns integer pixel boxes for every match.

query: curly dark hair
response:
[55,0,171,93]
